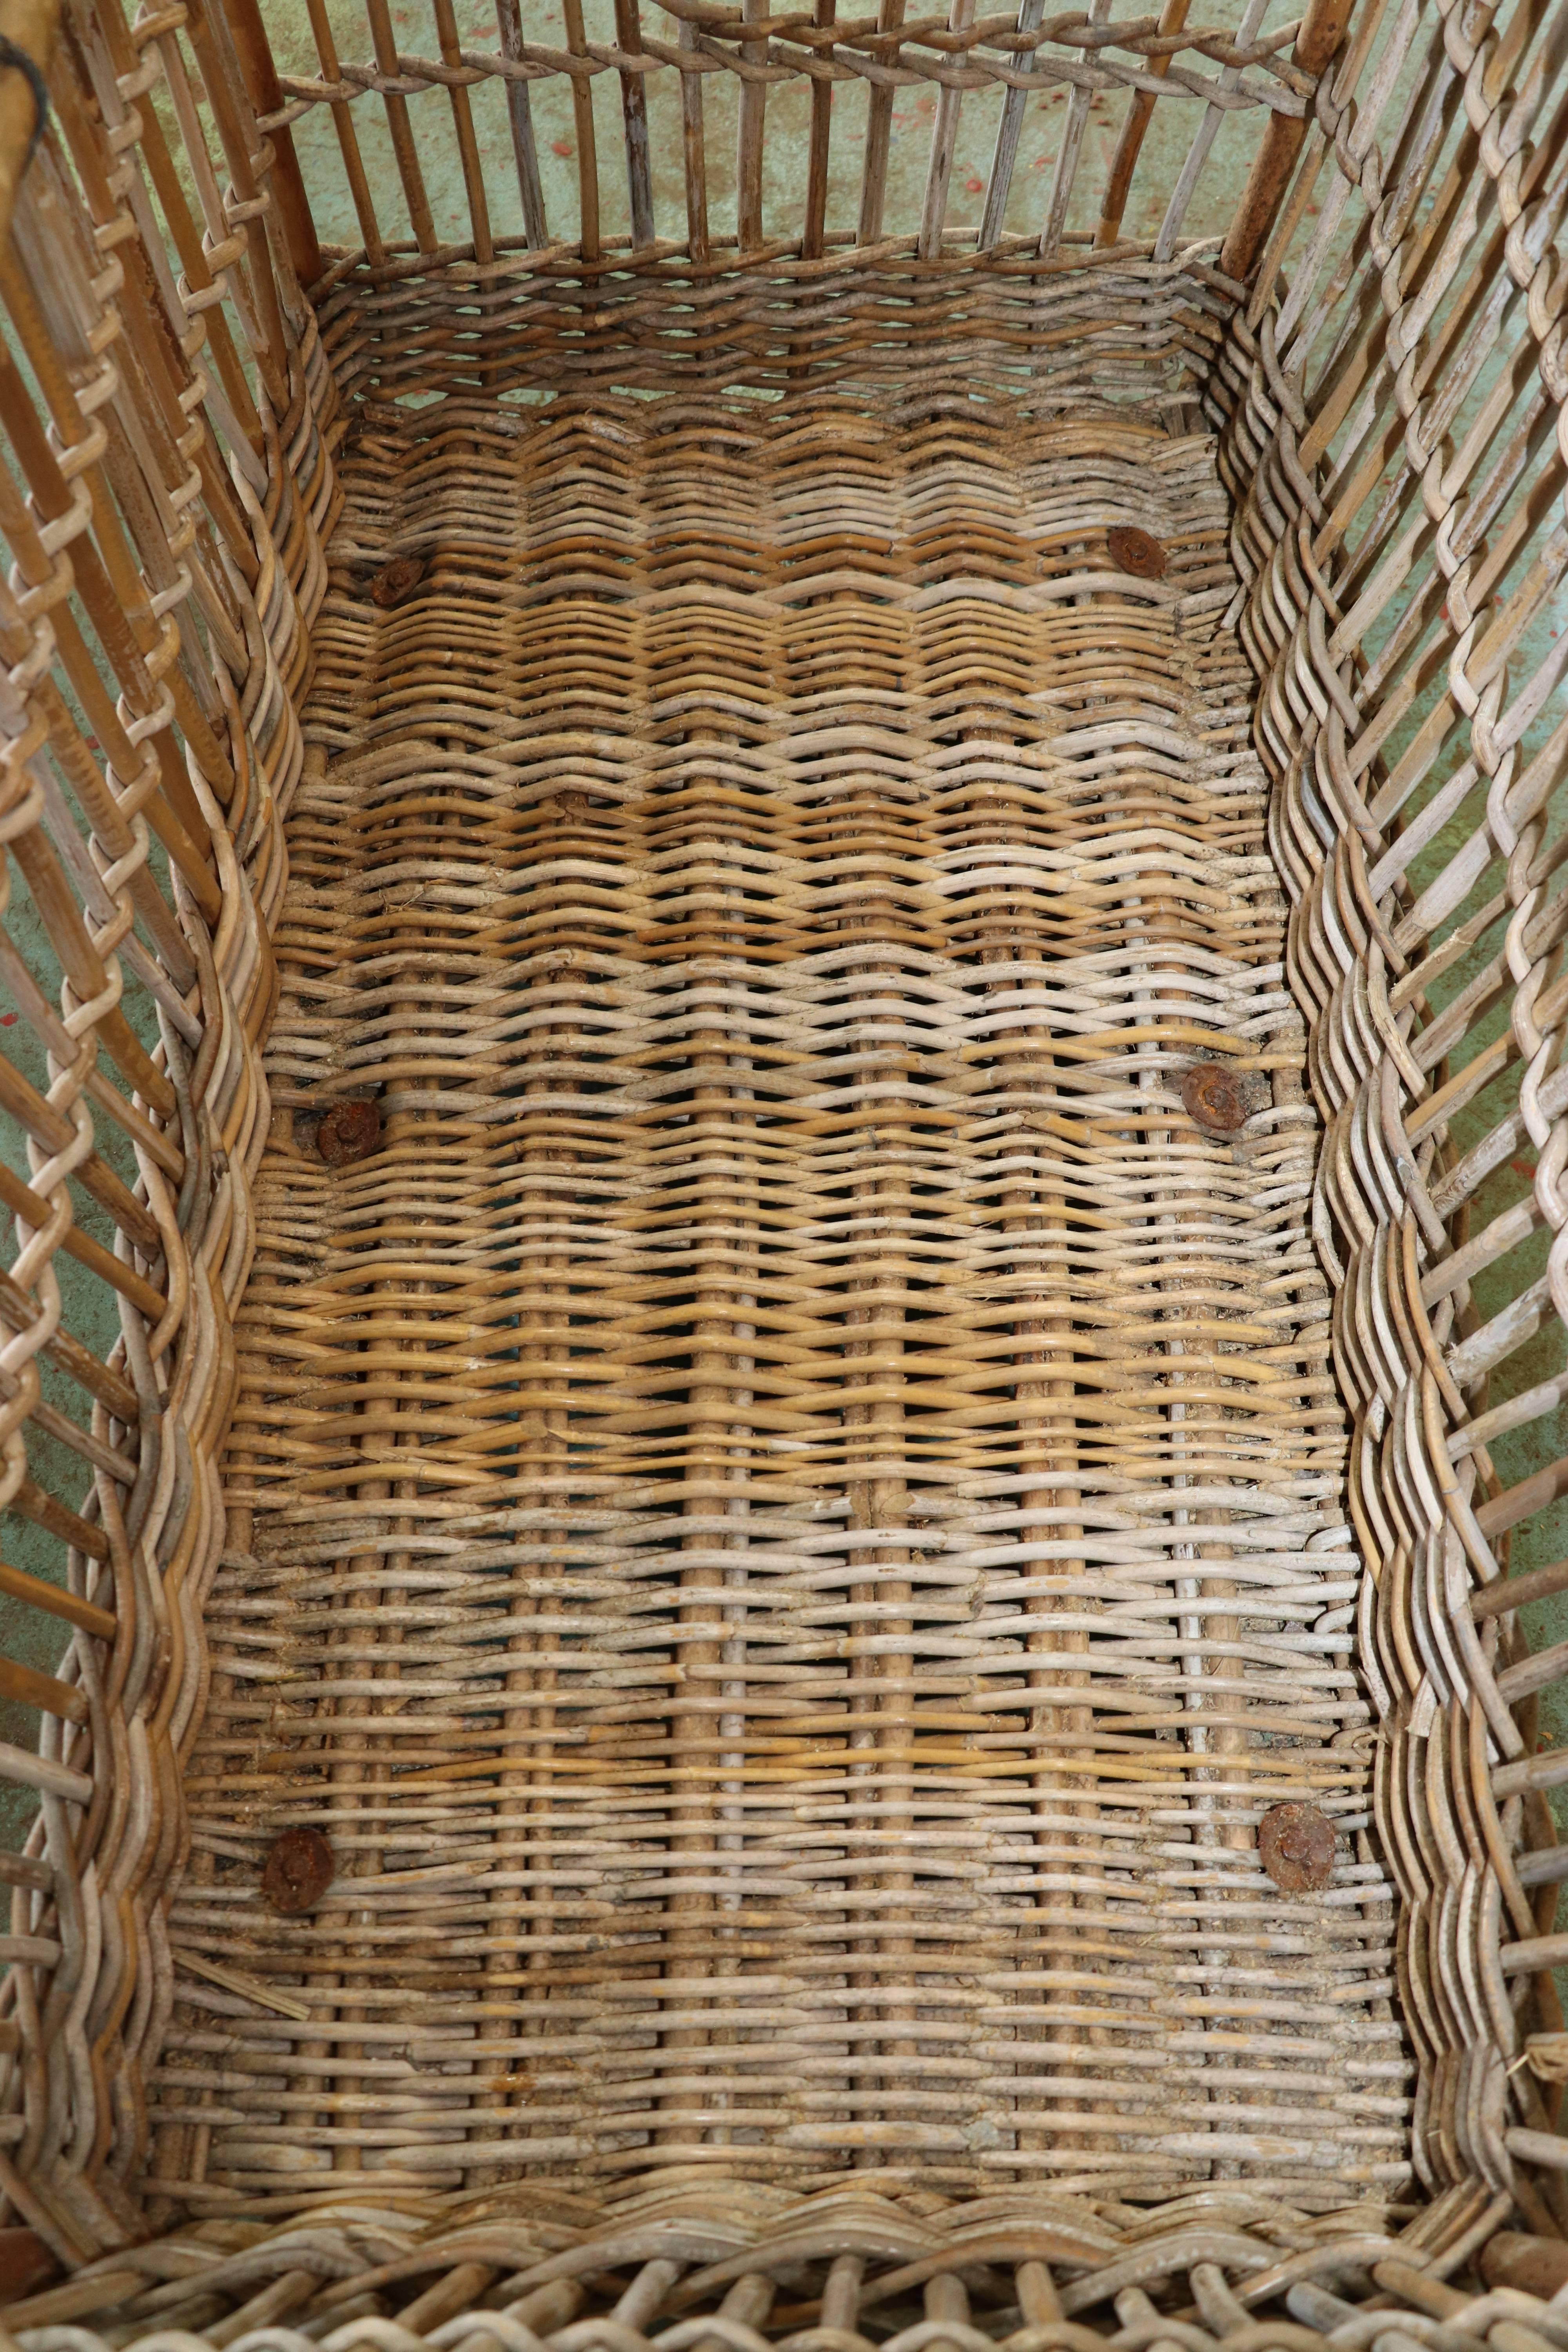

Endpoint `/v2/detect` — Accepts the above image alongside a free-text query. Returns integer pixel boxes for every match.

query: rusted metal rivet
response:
[1108,524,1167,580]
[1180,1060,1249,1137]
[0,2229,60,2306]
[1258,1801,1336,1893]
[318,1099,383,1166]
[370,553,426,608]
[261,1826,334,1915]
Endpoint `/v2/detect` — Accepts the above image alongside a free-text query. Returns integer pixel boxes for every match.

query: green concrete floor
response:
[2,4,1565,1933]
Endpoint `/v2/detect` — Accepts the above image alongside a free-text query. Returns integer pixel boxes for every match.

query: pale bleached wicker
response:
[0,0,1562,2326]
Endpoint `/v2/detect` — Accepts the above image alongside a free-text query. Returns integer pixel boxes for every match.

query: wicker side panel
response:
[1210,0,1568,2234]
[310,250,1238,412]
[253,0,1338,278]
[0,0,338,2261]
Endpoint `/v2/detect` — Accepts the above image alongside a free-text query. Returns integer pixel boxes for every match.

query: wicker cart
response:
[0,0,1564,2337]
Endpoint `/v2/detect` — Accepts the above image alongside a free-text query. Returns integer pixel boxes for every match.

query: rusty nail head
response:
[371,554,425,608]
[317,1099,383,1167]
[0,2230,60,2305]
[1258,1802,1336,1893]
[261,1826,334,1915]
[1181,1060,1249,1137]
[1108,525,1167,580]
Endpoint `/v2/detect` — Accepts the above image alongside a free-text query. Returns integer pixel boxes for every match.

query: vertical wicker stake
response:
[434,0,495,261]
[737,0,768,248]
[1152,0,1268,259]
[661,775,740,2143]
[679,17,710,258]
[1095,0,1191,245]
[496,0,548,248]
[979,0,1045,249]
[613,0,656,248]
[857,0,906,242]
[303,0,388,262]
[223,0,321,285]
[561,0,601,259]
[802,0,837,259]
[1218,0,1354,278]
[185,0,306,365]
[917,0,976,256]
[1040,0,1111,252]
[365,0,438,248]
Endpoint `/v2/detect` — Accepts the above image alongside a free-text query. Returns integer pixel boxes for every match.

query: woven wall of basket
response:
[0,0,1564,2312]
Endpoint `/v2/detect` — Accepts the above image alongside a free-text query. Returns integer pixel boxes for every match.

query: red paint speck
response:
[0,1013,15,1026]
[552,137,573,155]
[1513,1159,1538,1181]
[965,175,983,193]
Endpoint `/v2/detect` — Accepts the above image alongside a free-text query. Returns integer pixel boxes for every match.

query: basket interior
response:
[0,0,1563,2276]
[148,325,1403,2210]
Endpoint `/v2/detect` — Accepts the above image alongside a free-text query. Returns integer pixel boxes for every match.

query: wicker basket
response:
[0,0,1564,2331]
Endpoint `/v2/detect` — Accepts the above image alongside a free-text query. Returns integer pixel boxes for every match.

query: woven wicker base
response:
[149,381,1408,2211]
